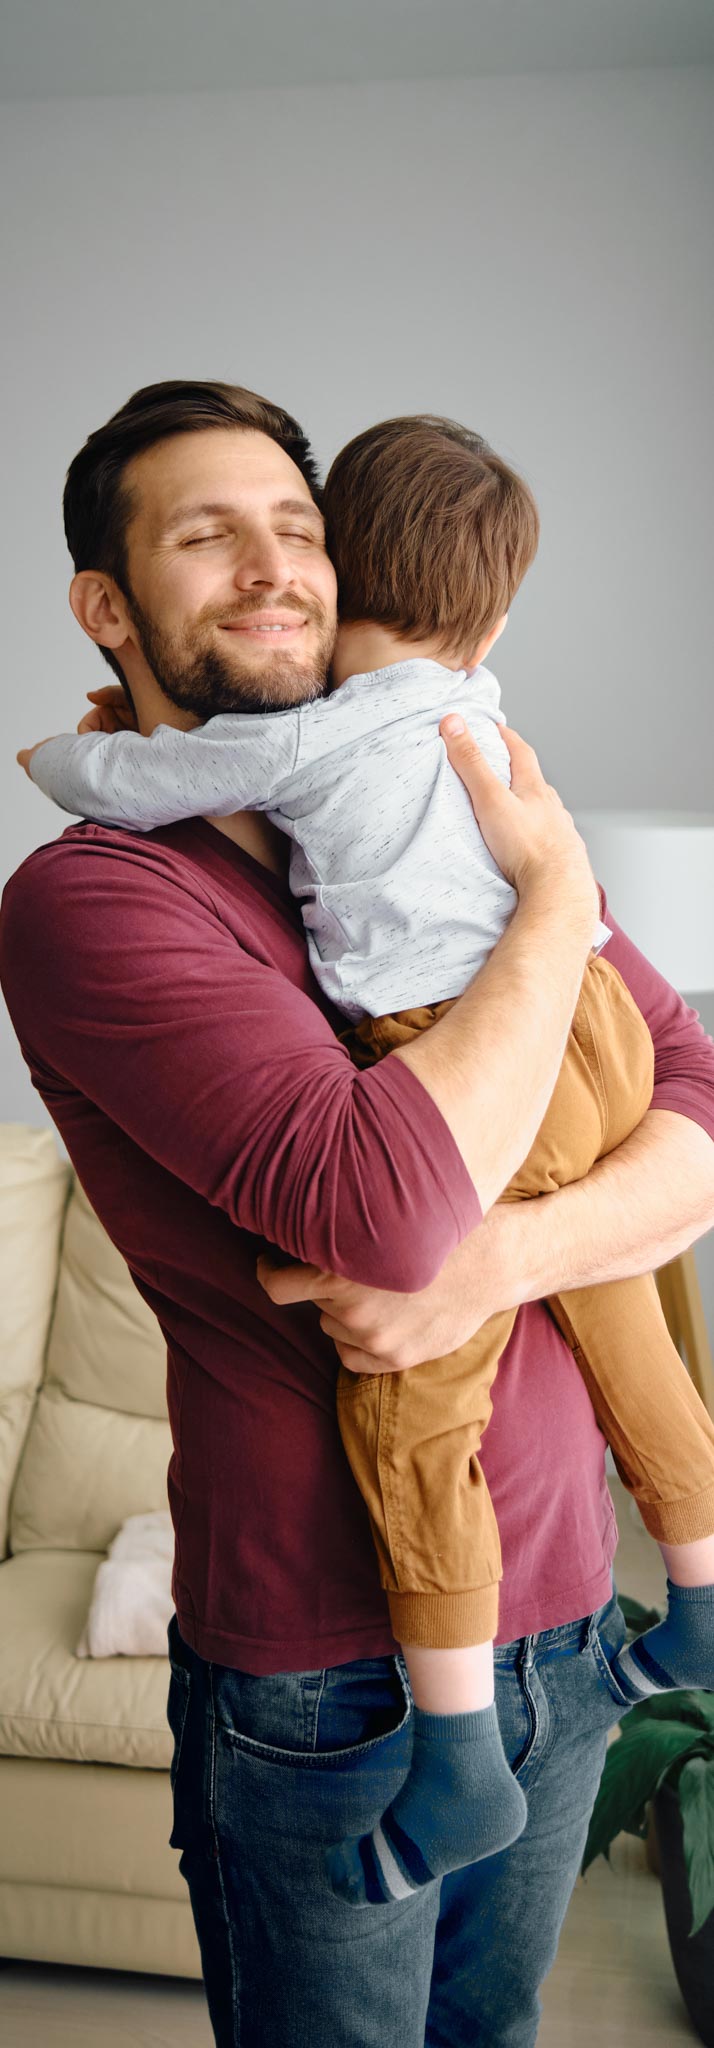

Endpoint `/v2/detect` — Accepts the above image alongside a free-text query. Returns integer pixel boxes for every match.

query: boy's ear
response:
[69,570,132,650]
[467,612,509,667]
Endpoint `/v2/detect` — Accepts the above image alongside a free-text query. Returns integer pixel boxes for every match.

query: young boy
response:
[24,414,714,1911]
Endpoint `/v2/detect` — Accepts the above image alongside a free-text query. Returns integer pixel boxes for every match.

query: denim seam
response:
[208,1663,241,2043]
[168,1665,191,1791]
[590,1625,631,1708]
[308,1667,327,1752]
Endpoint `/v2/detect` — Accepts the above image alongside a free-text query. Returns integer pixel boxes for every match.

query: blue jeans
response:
[167,1587,631,2046]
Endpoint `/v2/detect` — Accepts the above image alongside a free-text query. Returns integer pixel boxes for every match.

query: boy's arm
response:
[25,716,299,829]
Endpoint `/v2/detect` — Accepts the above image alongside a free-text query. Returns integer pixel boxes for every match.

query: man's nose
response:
[230,530,296,590]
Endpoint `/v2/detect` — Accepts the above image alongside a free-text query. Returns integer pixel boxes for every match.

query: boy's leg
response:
[425,1590,632,2048]
[511,953,714,1694]
[334,1001,528,1903]
[166,1620,441,2048]
[334,1331,527,1902]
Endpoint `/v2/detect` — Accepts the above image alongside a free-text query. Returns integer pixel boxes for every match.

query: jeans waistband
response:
[493,1593,613,1668]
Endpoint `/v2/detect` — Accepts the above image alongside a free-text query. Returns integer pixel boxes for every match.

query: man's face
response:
[120,428,338,717]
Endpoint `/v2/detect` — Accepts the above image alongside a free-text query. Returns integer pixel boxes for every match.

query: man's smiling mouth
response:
[220,618,307,635]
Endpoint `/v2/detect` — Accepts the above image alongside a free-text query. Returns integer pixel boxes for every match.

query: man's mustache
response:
[201,594,327,629]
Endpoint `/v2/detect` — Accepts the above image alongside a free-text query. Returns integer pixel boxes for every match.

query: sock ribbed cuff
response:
[412,1703,501,1744]
[665,1576,714,1604]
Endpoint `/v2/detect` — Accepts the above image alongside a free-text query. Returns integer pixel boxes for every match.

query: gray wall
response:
[1,65,713,1321]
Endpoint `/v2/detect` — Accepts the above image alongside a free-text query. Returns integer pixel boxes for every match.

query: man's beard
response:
[125,590,333,718]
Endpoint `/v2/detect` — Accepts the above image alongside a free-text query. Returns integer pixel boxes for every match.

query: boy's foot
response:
[612,1579,714,1702]
[326,1702,527,1908]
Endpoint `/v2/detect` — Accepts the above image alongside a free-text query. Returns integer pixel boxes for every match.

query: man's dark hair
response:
[63,380,322,683]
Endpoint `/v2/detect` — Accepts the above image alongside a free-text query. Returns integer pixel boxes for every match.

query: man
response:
[3,379,714,2047]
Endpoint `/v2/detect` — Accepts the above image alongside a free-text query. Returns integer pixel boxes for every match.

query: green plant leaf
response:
[679,1756,714,1938]
[583,1720,705,1872]
[624,1689,714,1737]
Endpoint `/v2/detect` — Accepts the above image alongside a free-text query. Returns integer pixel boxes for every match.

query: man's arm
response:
[6,719,600,1291]
[0,720,590,1301]
[259,892,714,1368]
[259,1113,714,1372]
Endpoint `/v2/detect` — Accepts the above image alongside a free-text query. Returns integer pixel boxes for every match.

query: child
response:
[26,415,714,1912]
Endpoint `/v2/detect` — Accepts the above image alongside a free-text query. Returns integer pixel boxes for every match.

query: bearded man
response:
[3,380,714,2047]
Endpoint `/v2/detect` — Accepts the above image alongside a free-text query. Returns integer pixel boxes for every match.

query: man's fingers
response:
[318,1309,370,1344]
[335,1342,407,1376]
[77,710,107,733]
[256,1253,333,1304]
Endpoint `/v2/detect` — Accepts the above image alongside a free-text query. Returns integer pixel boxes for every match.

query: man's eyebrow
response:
[161,497,324,535]
[273,498,325,527]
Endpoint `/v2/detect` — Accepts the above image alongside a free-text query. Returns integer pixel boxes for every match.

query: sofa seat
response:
[0,1551,173,1770]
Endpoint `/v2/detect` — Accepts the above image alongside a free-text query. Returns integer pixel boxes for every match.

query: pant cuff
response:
[387,1585,500,1648]
[636,1480,714,1545]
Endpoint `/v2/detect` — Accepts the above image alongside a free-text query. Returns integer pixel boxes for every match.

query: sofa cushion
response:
[0,1550,173,1769]
[0,1126,69,1559]
[10,1173,171,1555]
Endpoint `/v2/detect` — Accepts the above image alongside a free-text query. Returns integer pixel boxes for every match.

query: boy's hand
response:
[440,715,598,928]
[77,685,138,736]
[17,686,137,775]
[17,740,57,777]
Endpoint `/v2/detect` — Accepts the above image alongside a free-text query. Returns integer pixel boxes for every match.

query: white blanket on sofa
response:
[76,1509,174,1658]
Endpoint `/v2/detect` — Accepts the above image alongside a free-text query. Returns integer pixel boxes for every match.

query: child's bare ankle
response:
[660,1532,714,1586]
[403,1641,495,1714]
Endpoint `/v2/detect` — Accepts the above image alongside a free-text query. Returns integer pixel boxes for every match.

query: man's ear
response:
[69,570,132,651]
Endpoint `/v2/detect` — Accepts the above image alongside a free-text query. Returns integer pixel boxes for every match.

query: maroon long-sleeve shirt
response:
[2,817,714,1670]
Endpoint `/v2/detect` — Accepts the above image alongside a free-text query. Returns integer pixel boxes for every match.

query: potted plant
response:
[582,1595,714,2047]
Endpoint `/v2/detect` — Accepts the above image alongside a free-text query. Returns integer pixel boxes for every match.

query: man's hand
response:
[260,1111,714,1376]
[76,685,137,736]
[256,1210,510,1374]
[440,715,598,923]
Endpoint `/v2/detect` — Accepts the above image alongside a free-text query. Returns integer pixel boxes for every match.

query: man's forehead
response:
[127,428,318,532]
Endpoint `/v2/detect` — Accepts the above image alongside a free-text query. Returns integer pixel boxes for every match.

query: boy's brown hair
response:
[323,415,539,658]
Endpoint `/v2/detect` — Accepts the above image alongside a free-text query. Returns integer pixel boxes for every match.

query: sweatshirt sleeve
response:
[596,884,714,1143]
[28,714,300,830]
[0,831,482,1291]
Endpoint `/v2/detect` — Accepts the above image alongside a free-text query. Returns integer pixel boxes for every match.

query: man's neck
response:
[331,624,463,688]
[206,810,289,878]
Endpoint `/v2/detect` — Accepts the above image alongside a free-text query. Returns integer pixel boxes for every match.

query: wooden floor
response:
[0,1479,699,2046]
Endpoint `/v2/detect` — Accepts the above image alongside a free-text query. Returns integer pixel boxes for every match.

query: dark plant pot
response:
[653,1781,714,2048]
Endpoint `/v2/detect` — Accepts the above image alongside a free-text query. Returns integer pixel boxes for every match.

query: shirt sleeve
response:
[596,883,714,1144]
[28,714,301,830]
[0,832,481,1291]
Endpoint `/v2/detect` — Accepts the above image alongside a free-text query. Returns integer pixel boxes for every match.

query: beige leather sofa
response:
[0,1123,201,1978]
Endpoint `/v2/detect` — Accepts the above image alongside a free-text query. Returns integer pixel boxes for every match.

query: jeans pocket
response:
[212,1656,412,1771]
[589,1593,633,1713]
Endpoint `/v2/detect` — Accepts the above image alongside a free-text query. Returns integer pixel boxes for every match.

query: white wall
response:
[1,65,713,1319]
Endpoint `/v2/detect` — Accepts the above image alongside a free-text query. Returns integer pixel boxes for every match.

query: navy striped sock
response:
[326,1703,527,1908]
[612,1578,714,1703]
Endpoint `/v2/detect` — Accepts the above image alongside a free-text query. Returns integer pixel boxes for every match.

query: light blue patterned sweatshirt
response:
[29,659,610,1020]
